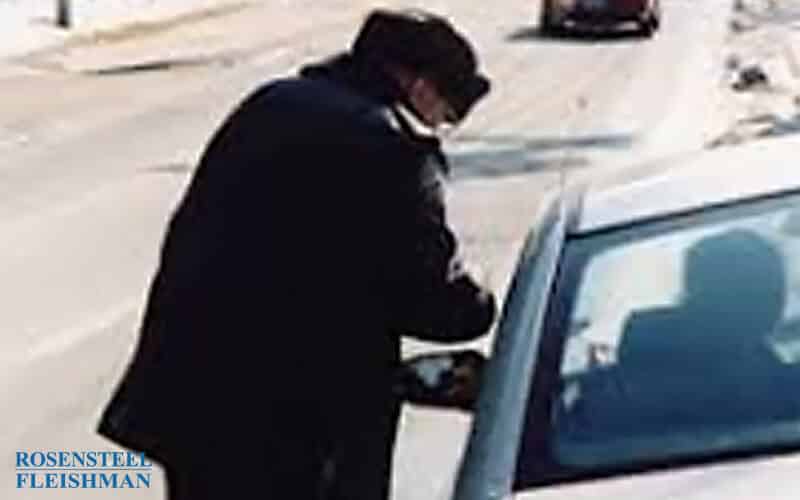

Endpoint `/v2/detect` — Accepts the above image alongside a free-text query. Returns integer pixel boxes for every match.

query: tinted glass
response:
[515,192,800,488]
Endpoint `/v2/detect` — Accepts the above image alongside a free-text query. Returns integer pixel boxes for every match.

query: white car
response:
[404,135,800,500]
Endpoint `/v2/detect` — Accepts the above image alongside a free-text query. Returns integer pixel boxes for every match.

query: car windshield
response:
[515,191,800,488]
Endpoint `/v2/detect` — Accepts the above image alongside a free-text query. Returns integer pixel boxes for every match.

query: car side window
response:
[515,194,800,490]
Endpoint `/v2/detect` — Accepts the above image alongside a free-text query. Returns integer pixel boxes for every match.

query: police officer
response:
[98,9,496,499]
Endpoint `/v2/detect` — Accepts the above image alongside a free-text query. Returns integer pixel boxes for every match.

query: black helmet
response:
[352,9,491,123]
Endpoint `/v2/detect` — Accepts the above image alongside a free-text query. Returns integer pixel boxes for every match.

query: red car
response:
[540,0,661,36]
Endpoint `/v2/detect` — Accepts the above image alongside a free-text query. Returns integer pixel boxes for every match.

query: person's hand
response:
[396,350,488,411]
[442,350,487,410]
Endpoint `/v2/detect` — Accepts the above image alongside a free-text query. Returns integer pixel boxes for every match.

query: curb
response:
[13,7,368,76]
[2,1,253,64]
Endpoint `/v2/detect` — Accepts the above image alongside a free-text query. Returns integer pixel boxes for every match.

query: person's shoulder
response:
[246,76,395,131]
[625,307,676,328]
[236,76,446,171]
[618,307,685,361]
[621,307,682,343]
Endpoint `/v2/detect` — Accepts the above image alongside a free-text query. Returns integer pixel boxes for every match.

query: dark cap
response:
[352,9,491,122]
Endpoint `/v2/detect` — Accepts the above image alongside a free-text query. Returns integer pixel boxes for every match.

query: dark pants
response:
[162,402,400,500]
[163,442,327,500]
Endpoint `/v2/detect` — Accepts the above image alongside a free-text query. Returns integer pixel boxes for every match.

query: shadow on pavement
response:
[506,24,648,44]
[84,56,234,76]
[446,132,634,182]
[707,112,800,149]
[144,162,194,175]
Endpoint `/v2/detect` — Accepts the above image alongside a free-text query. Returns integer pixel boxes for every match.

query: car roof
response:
[571,135,800,235]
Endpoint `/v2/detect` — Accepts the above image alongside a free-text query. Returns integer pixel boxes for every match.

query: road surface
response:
[0,0,733,498]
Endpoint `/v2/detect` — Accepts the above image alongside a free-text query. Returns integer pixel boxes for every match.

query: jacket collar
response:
[299,53,403,106]
[300,53,450,175]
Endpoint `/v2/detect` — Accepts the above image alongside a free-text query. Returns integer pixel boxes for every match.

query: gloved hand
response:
[395,349,488,411]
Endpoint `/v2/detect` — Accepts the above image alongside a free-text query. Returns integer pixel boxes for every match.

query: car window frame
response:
[453,192,572,500]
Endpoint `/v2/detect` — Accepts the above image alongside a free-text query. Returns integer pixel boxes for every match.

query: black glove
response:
[395,349,487,411]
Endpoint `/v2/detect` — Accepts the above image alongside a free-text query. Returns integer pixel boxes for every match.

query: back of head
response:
[351,9,491,123]
[684,229,786,333]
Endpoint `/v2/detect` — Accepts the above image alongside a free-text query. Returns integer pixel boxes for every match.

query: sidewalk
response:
[0,0,249,60]
[3,0,406,73]
[0,18,70,61]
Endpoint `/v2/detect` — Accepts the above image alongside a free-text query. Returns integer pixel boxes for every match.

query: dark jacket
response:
[97,54,496,497]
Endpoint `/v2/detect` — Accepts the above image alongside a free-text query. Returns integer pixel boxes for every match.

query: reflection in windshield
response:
[515,197,800,488]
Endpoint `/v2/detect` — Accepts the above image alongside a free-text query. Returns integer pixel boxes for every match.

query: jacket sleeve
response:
[378,146,497,343]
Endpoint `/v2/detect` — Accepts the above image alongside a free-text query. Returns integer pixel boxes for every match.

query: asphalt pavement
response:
[0,0,744,498]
